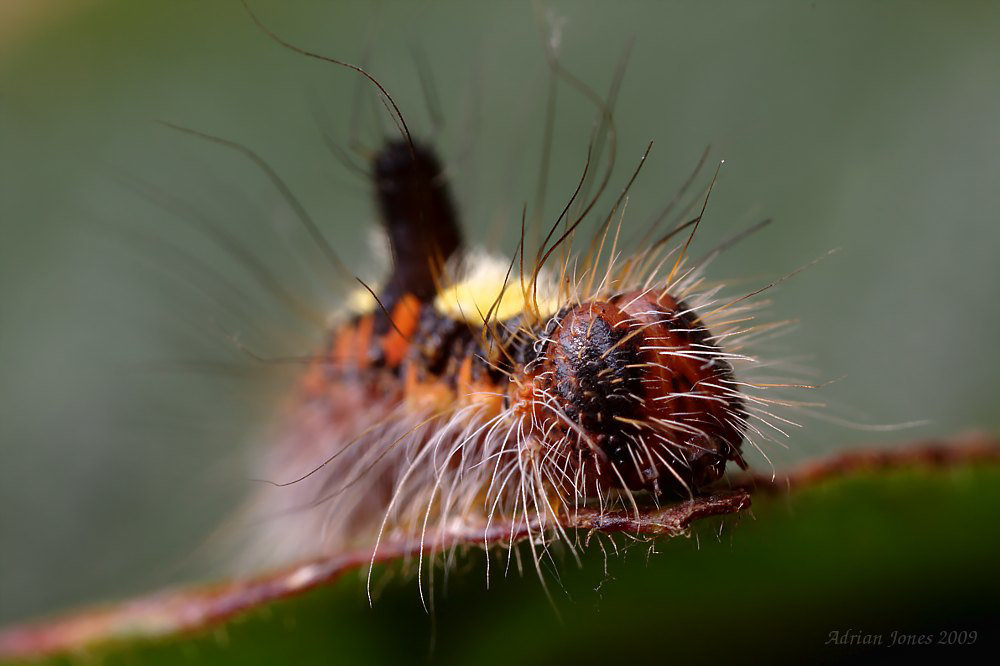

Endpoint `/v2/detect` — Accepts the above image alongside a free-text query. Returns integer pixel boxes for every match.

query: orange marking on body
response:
[301,361,327,397]
[404,363,453,411]
[457,355,474,389]
[353,314,374,370]
[332,324,355,367]
[456,355,505,416]
[381,293,421,367]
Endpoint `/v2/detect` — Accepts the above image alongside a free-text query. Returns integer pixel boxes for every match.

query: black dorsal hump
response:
[373,139,462,306]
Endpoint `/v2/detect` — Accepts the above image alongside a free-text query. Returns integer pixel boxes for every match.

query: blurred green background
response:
[1,0,998,641]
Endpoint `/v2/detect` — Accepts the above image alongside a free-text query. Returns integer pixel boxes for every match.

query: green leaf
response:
[4,445,998,664]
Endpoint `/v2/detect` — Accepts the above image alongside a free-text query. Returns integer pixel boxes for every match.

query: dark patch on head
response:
[521,292,750,495]
[530,303,648,482]
[551,311,644,438]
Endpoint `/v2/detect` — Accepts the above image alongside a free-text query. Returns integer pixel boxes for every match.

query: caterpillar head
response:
[515,289,747,497]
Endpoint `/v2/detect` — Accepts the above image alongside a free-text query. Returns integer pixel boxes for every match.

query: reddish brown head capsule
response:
[521,290,746,496]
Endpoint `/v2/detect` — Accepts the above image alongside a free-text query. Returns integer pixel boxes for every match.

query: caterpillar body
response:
[243,136,772,572]
[222,3,800,580]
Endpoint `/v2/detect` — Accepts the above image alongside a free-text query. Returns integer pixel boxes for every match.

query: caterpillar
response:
[224,3,802,591]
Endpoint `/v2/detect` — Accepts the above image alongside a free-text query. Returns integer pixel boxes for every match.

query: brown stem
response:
[726,430,1000,493]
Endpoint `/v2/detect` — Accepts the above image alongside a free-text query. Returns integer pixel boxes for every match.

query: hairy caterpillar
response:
[214,3,805,591]
[3,6,991,663]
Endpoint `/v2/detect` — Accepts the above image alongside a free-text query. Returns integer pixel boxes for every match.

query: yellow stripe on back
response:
[433,255,560,324]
